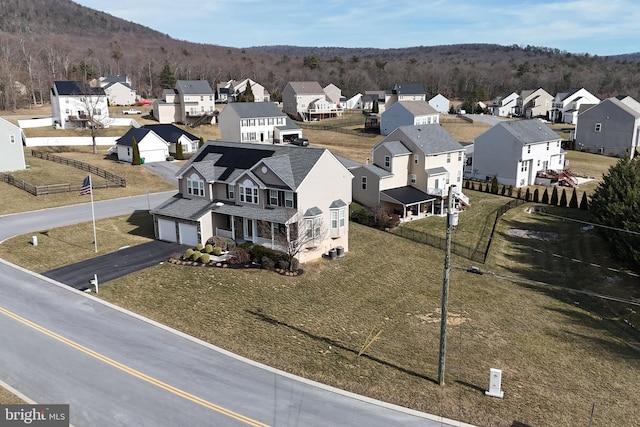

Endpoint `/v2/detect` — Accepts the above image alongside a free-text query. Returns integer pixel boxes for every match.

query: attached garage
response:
[139,148,168,163]
[178,223,199,246]
[157,218,177,243]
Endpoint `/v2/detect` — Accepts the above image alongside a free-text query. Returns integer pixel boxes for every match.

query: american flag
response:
[79,176,92,195]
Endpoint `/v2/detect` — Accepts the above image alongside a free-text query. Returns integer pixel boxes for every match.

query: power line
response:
[532,211,640,236]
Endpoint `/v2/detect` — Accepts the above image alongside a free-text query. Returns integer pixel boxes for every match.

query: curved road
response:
[0,194,473,427]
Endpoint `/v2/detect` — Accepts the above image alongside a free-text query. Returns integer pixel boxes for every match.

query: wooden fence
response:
[0,172,121,196]
[31,150,126,187]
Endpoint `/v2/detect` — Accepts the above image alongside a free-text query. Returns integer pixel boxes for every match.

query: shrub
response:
[289,257,299,271]
[261,256,276,270]
[184,248,194,259]
[277,259,289,270]
[199,253,211,264]
[213,246,222,256]
[580,192,589,210]
[166,156,175,162]
[191,251,202,261]
[227,247,250,265]
[541,188,550,204]
[204,244,213,253]
[196,243,204,251]
[490,176,499,194]
[569,188,579,208]
[533,188,540,203]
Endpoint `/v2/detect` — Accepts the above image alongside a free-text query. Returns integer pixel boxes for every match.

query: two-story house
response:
[429,94,451,114]
[350,124,467,220]
[550,88,600,124]
[0,117,26,172]
[380,101,440,136]
[468,119,565,187]
[51,81,109,130]
[515,88,553,119]
[98,75,137,106]
[491,92,520,117]
[151,141,352,263]
[384,83,426,108]
[218,102,302,144]
[575,96,640,158]
[282,81,343,121]
[152,80,216,126]
[217,78,271,103]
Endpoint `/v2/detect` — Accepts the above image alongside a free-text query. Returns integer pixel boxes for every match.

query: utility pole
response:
[438,185,456,385]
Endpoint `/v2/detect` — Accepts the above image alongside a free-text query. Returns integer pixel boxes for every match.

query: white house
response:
[217,78,271,103]
[491,92,520,117]
[380,101,440,136]
[153,80,216,126]
[324,83,343,105]
[469,119,565,187]
[218,102,302,144]
[115,127,170,163]
[50,81,109,130]
[344,93,363,110]
[429,94,450,114]
[550,88,600,124]
[282,81,343,121]
[103,81,137,106]
[0,117,26,172]
[350,124,467,219]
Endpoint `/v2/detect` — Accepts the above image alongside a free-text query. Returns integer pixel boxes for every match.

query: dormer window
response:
[240,179,258,204]
[186,173,204,196]
[384,155,390,168]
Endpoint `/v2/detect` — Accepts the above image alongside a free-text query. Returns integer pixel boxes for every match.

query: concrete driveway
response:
[143,160,183,185]
[42,240,189,290]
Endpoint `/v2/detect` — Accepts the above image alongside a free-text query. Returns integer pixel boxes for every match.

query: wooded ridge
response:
[1,0,639,111]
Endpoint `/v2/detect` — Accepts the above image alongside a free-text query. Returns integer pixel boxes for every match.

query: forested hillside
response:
[1,0,639,111]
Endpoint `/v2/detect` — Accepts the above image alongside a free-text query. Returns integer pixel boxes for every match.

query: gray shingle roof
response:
[176,80,214,95]
[151,195,215,221]
[382,140,412,156]
[393,82,425,95]
[287,81,324,95]
[224,102,286,118]
[393,124,464,155]
[490,120,562,144]
[393,100,439,116]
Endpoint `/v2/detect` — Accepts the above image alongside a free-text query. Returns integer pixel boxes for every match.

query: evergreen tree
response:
[131,137,141,165]
[516,187,522,199]
[199,137,205,148]
[524,188,531,201]
[559,188,568,207]
[550,187,559,205]
[579,192,589,210]
[158,62,176,89]
[490,176,499,194]
[541,188,550,204]
[372,100,379,113]
[243,81,255,102]
[501,185,506,196]
[590,157,640,268]
[175,141,183,160]
[569,188,579,208]
[533,188,539,203]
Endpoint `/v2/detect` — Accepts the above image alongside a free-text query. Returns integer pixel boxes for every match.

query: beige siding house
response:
[151,141,352,263]
[282,81,343,121]
[153,80,216,126]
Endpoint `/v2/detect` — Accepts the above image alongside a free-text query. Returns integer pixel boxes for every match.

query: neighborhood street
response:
[0,194,472,427]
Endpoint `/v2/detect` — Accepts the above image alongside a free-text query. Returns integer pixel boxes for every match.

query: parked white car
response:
[122,108,142,115]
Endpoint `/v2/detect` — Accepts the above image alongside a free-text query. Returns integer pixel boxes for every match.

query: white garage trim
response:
[158,218,177,243]
[178,223,199,246]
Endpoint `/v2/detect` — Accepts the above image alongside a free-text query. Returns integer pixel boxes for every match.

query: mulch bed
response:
[167,257,303,276]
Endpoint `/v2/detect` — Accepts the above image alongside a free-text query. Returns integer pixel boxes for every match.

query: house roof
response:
[177,140,327,190]
[115,128,153,146]
[392,124,464,155]
[53,81,105,96]
[286,81,324,95]
[104,81,135,91]
[223,102,286,118]
[482,119,561,145]
[176,80,214,95]
[393,82,425,95]
[381,140,412,156]
[381,186,436,206]
[143,124,199,142]
[100,75,128,84]
[392,100,439,116]
[151,195,216,221]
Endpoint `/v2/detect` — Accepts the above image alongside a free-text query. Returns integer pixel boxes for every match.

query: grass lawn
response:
[1,200,638,426]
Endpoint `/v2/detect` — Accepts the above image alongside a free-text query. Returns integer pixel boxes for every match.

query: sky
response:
[73,0,639,56]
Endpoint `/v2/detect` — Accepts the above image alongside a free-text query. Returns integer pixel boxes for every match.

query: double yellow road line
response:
[0,306,269,427]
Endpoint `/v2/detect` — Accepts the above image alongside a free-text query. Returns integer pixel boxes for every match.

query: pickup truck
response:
[122,108,142,115]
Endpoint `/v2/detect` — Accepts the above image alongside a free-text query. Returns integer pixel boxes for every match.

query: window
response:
[527,145,531,154]
[521,161,528,172]
[227,184,235,199]
[414,154,419,164]
[200,96,204,101]
[305,216,321,240]
[410,174,416,184]
[285,191,294,208]
[361,176,367,190]
[457,170,461,183]
[259,119,265,125]
[546,142,549,151]
[239,180,258,204]
[384,155,390,168]
[10,135,15,144]
[270,189,278,205]
[186,173,204,196]
[458,151,462,161]
[447,153,451,163]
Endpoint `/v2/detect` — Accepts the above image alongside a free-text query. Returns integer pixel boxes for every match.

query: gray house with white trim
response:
[0,118,26,172]
[218,102,302,144]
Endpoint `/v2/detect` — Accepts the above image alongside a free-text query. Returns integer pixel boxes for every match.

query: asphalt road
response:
[0,194,473,427]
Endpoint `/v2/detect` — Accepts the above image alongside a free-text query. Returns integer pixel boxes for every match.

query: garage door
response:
[178,223,199,246]
[140,149,168,163]
[157,219,177,243]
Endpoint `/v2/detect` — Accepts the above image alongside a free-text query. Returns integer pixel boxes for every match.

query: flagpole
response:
[89,175,98,253]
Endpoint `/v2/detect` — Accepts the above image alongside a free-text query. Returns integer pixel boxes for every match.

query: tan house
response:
[151,140,352,263]
[516,88,553,119]
[282,81,343,121]
[217,78,271,103]
[349,124,468,220]
[153,80,216,126]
